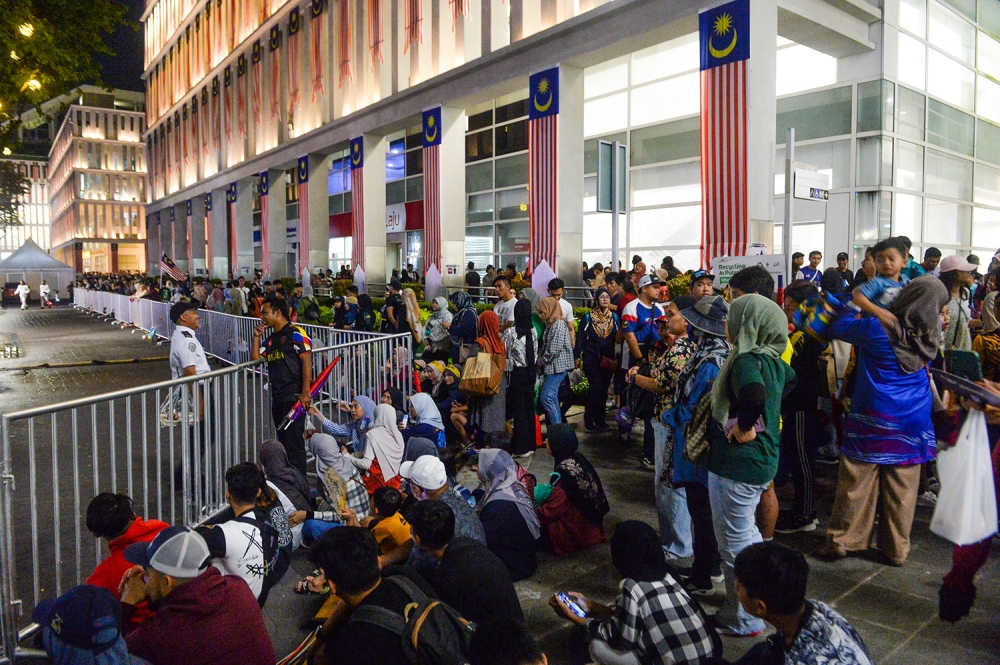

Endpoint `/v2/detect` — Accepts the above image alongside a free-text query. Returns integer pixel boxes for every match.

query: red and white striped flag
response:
[228,183,238,271]
[201,92,210,156]
[224,68,233,145]
[310,1,325,101]
[349,137,364,269]
[403,0,421,53]
[182,112,190,166]
[205,193,214,275]
[340,0,354,86]
[449,0,469,31]
[252,46,262,129]
[528,115,557,272]
[237,58,247,139]
[269,27,281,121]
[260,172,270,276]
[160,253,187,282]
[699,0,750,267]
[288,10,302,115]
[297,156,310,275]
[367,0,383,70]
[423,144,440,270]
[186,200,194,271]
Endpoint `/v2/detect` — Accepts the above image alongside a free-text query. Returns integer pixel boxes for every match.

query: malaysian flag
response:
[349,137,364,269]
[160,253,186,282]
[528,67,559,274]
[403,0,421,53]
[311,0,325,101]
[260,172,270,276]
[449,0,469,31]
[251,41,262,130]
[340,0,354,86]
[422,108,442,273]
[170,208,177,259]
[212,77,220,149]
[288,9,301,116]
[368,0,383,70]
[224,66,233,145]
[205,193,214,275]
[237,55,247,139]
[699,0,749,267]
[297,156,310,274]
[227,182,238,270]
[269,27,281,121]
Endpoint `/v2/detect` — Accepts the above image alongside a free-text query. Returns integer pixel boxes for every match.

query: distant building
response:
[0,159,50,259]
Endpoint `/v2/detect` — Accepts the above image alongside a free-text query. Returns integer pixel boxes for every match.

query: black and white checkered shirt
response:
[586,574,721,664]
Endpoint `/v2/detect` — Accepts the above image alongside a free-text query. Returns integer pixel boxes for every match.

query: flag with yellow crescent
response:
[699,0,750,70]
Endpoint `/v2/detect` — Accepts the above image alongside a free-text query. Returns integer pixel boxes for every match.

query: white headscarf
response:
[366,404,405,479]
[409,392,445,431]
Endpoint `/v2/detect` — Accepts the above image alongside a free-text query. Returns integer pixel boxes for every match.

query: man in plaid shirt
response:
[551,521,721,665]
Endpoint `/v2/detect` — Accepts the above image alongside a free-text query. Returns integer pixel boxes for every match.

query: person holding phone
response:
[549,521,721,665]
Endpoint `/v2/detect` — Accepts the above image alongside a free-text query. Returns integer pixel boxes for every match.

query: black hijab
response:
[385,387,405,413]
[885,275,950,373]
[514,298,535,366]
[259,440,311,511]
[611,520,670,582]
[547,424,609,524]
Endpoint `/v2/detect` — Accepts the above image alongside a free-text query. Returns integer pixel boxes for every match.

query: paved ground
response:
[2,308,997,664]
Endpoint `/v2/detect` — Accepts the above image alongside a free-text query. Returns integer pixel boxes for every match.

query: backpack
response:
[622,362,657,421]
[683,390,714,467]
[299,296,320,323]
[349,575,474,665]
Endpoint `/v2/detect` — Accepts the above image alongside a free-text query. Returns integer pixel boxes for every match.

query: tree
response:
[0,0,131,235]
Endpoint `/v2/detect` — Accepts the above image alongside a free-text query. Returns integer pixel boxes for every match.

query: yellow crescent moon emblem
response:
[533,90,552,113]
[709,30,737,59]
[425,116,437,143]
[352,145,361,165]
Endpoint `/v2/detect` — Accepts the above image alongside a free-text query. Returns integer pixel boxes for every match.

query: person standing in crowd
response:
[604,273,623,309]
[705,294,793,637]
[475,448,540,580]
[537,297,575,427]
[548,277,576,326]
[800,251,823,285]
[821,253,852,294]
[816,276,949,566]
[791,252,805,281]
[402,287,423,347]
[851,247,876,289]
[980,268,1000,333]
[383,279,408,335]
[468,311,508,435]
[576,288,620,432]
[484,264,497,287]
[493,275,517,330]
[15,280,30,309]
[921,247,942,275]
[251,296,313,476]
[466,260,482,300]
[424,296,454,362]
[236,276,250,313]
[662,255,682,279]
[353,293,376,331]
[689,270,714,301]
[939,254,979,352]
[39,280,51,307]
[503,298,540,455]
[620,274,666,461]
[448,290,480,363]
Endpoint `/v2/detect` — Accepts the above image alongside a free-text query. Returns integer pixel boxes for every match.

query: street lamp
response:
[18,24,34,37]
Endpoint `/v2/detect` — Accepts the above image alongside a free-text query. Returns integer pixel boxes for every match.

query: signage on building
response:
[793,168,831,201]
[710,254,785,288]
[386,203,405,233]
[446,264,459,275]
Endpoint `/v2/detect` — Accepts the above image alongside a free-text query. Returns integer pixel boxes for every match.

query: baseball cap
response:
[691,269,714,284]
[169,300,200,324]
[123,526,210,578]
[938,255,978,273]
[837,252,849,261]
[400,455,448,490]
[32,585,123,654]
[636,274,662,290]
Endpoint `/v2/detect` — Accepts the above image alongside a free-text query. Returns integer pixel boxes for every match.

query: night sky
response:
[95,0,146,92]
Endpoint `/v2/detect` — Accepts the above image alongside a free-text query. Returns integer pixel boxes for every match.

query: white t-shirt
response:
[493,297,516,327]
[208,515,265,598]
[559,298,575,325]
[169,325,212,379]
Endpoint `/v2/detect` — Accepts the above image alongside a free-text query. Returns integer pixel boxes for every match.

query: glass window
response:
[630,73,699,127]
[901,0,927,38]
[386,179,405,205]
[630,206,702,247]
[495,120,528,156]
[386,139,406,180]
[495,153,529,188]
[926,99,975,154]
[855,191,892,242]
[982,0,1000,39]
[584,132,628,173]
[898,34,927,90]
[466,161,492,193]
[496,187,528,220]
[973,207,1000,247]
[895,140,925,190]
[941,0,976,21]
[584,176,597,212]
[467,109,493,132]
[465,225,495,254]
[467,192,494,223]
[974,163,1000,205]
[582,213,626,249]
[584,56,629,99]
[792,139,852,189]
[497,220,530,252]
[776,45,838,96]
[406,176,423,202]
[631,162,701,207]
[495,99,528,124]
[465,129,493,162]
[857,136,893,186]
[894,193,923,237]
[584,92,628,137]
[631,33,698,86]
[925,148,973,198]
[897,86,926,140]
[977,76,1000,124]
[774,87,852,142]
[927,49,975,109]
[978,119,1000,164]
[406,149,423,176]
[857,80,894,132]
[405,130,423,150]
[925,198,971,243]
[929,1,976,65]
[631,119,698,166]
[980,32,1000,80]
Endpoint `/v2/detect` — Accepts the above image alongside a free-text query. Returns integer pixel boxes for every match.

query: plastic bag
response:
[930,409,999,546]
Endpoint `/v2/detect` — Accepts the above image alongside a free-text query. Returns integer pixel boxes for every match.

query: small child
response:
[852,236,909,326]
[368,486,411,557]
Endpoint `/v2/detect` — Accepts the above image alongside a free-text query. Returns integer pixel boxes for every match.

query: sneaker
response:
[917,490,938,507]
[775,514,818,534]
[682,579,717,597]
[593,421,611,431]
[816,443,840,464]
[642,457,656,470]
[710,565,724,584]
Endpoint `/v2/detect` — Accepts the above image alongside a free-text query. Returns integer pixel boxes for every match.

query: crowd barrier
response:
[2,293,412,662]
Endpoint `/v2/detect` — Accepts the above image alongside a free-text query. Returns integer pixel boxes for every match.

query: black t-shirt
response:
[264,324,312,399]
[385,293,408,333]
[432,537,524,625]
[480,500,538,582]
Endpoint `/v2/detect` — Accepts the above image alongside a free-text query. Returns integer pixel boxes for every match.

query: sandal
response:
[294,570,329,595]
[812,545,847,561]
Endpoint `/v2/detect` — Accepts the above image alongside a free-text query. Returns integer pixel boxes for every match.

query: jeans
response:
[541,372,567,425]
[652,420,693,558]
[708,472,768,635]
[301,519,342,545]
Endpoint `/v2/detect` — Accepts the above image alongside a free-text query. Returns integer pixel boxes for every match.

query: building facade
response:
[48,90,148,273]
[143,0,1000,286]
[0,159,50,259]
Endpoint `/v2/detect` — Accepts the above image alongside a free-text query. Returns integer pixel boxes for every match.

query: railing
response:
[4,295,413,663]
[444,284,596,307]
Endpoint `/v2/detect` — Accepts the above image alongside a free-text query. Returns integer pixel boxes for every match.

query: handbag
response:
[459,351,504,397]
[683,389,714,467]
[599,356,619,373]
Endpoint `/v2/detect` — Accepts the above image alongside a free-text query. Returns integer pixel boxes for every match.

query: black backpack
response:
[349,575,474,665]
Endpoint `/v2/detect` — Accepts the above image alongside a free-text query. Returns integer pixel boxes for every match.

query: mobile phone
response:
[402,414,410,427]
[557,592,587,618]
[945,350,983,382]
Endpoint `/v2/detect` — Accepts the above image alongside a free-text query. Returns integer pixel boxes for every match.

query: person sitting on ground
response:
[403,392,448,448]
[734,542,872,665]
[550,520,721,665]
[424,296,455,362]
[194,463,285,606]
[536,424,610,555]
[120,527,275,665]
[349,403,405,495]
[382,386,407,425]
[32,584,149,665]
[424,360,452,403]
[368,486,412,556]
[305,432,371,515]
[469,617,548,665]
[475,448,540,581]
[310,395,376,453]
[85,493,168,628]
[408,499,524,626]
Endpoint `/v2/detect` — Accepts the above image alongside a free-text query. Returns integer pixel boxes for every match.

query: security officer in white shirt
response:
[169,301,211,379]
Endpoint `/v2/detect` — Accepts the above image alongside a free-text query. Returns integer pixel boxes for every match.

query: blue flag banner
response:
[169,208,175,222]
[528,67,559,120]
[297,156,309,184]
[227,182,237,203]
[186,199,192,216]
[350,137,364,170]
[205,193,212,211]
[700,0,750,71]
[260,171,269,195]
[422,107,442,148]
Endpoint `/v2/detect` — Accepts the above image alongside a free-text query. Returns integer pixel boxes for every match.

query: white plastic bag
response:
[930,409,999,546]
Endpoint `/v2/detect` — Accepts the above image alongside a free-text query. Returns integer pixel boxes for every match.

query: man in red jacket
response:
[120,526,276,665]
[85,492,168,627]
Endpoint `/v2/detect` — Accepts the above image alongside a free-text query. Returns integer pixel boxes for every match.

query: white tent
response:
[0,239,75,297]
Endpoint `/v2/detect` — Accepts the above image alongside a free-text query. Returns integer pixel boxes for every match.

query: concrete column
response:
[266,167,288,279]
[235,177,255,276]
[439,106,467,294]
[556,65,584,286]
[362,134,387,283]
[190,196,207,277]
[747,0,778,240]
[158,214,171,276]
[210,185,229,278]
[306,154,330,278]
[173,203,189,274]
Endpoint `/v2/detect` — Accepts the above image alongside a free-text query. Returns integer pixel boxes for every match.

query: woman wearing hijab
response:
[817,276,949,568]
[424,361,450,402]
[476,448,540,581]
[537,424,609,555]
[382,387,406,426]
[226,285,245,316]
[402,392,447,448]
[296,433,370,542]
[259,440,311,513]
[467,310,508,434]
[424,296,454,362]
[575,288,620,432]
[518,288,546,339]
[537,297,575,427]
[349,404,405,495]
[309,395,376,454]
[503,299,540,455]
[448,291,479,363]
[402,287,424,347]
[703,294,794,637]
[353,294,377,332]
[551,521,721,665]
